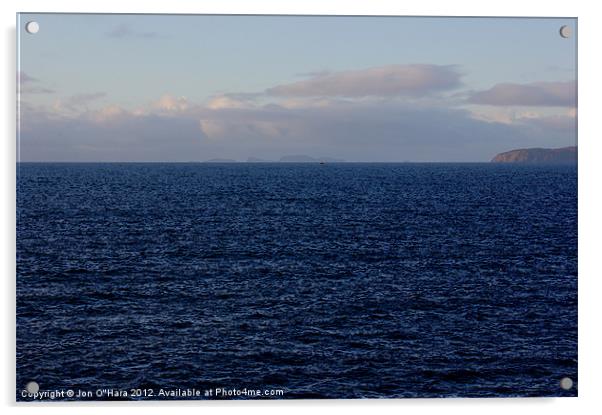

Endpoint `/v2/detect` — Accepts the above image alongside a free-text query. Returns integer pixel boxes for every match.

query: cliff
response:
[491,146,576,164]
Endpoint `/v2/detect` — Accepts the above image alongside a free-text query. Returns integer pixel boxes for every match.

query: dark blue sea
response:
[16,163,577,400]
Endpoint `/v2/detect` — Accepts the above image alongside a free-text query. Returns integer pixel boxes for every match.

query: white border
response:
[2,1,600,414]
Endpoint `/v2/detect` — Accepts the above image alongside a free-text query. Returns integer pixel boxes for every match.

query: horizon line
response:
[16,160,576,164]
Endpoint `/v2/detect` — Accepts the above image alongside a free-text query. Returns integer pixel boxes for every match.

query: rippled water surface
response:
[17,163,577,399]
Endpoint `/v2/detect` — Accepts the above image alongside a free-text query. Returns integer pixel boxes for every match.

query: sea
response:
[16,163,578,400]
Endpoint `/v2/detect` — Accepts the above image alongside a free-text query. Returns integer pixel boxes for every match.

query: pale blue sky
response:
[17,14,577,162]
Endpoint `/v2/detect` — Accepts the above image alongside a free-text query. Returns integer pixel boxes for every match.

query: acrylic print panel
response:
[16,13,577,401]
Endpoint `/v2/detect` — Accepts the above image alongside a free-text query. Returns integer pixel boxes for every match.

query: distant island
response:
[491,146,576,164]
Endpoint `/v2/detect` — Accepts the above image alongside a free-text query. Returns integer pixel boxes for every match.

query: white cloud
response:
[266,64,462,98]
[206,95,252,110]
[152,94,189,112]
[88,105,127,123]
[468,81,576,107]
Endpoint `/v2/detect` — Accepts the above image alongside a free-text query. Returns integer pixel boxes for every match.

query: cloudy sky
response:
[18,14,576,162]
